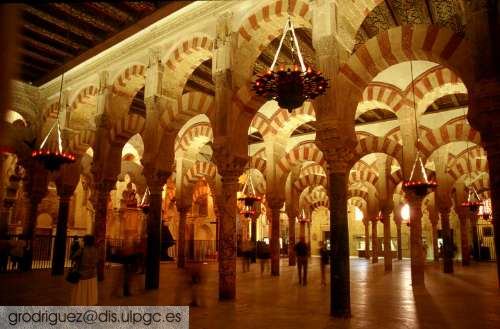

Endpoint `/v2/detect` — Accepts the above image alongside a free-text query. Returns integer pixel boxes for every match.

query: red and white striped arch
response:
[418,119,481,157]
[235,0,311,85]
[112,64,146,98]
[183,161,217,187]
[293,174,327,195]
[175,122,213,152]
[69,129,96,155]
[161,92,214,131]
[357,82,402,118]
[69,85,98,112]
[300,162,326,177]
[339,25,473,117]
[109,113,146,146]
[277,141,325,179]
[351,133,403,166]
[347,188,369,202]
[250,112,273,138]
[447,157,489,181]
[349,167,379,187]
[163,34,213,93]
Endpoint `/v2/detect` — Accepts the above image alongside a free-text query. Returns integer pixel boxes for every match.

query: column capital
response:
[267,197,284,210]
[144,167,171,195]
[315,126,356,173]
[213,146,247,179]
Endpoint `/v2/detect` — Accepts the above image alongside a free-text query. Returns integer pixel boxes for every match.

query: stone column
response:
[429,213,440,263]
[51,192,73,275]
[144,171,169,290]
[327,161,351,317]
[381,209,392,272]
[251,211,259,263]
[267,198,283,276]
[371,218,378,264]
[394,210,403,260]
[177,206,189,268]
[470,214,480,261]
[439,208,454,273]
[468,75,500,285]
[363,219,370,259]
[92,179,115,281]
[407,192,425,286]
[218,173,240,299]
[458,212,470,266]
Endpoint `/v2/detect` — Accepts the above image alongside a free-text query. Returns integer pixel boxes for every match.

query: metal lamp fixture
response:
[252,16,328,113]
[238,171,261,218]
[31,72,75,171]
[402,59,437,197]
[296,208,310,224]
[461,186,482,214]
[139,186,151,214]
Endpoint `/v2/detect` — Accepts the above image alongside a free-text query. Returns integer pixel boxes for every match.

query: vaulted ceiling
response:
[18,1,191,86]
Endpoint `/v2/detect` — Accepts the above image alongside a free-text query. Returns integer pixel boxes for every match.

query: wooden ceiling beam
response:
[83,2,134,25]
[23,22,84,50]
[20,48,61,66]
[36,1,192,86]
[21,35,73,58]
[24,6,100,42]
[17,61,48,75]
[49,3,118,33]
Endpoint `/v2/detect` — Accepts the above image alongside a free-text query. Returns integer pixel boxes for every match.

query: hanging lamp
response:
[461,186,482,214]
[402,58,437,197]
[139,186,151,214]
[252,16,328,113]
[31,72,75,171]
[238,171,261,218]
[296,208,310,224]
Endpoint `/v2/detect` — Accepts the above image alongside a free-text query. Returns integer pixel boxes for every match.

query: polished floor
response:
[1,258,499,329]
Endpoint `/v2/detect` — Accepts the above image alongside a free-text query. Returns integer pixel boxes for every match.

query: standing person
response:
[295,236,309,286]
[319,241,329,286]
[257,241,270,275]
[70,235,98,306]
[188,261,205,307]
[69,237,81,266]
[241,240,252,273]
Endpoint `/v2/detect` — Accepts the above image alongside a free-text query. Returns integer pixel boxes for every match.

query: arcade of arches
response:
[1,0,500,326]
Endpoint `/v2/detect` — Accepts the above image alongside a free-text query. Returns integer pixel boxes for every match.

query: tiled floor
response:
[1,258,499,329]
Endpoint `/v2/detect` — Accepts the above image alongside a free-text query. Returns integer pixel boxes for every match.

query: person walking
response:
[257,241,270,275]
[70,235,98,306]
[69,237,81,267]
[319,241,329,286]
[295,236,309,286]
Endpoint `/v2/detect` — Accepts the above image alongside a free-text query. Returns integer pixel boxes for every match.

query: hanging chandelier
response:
[461,186,482,214]
[252,17,328,113]
[296,208,310,224]
[32,73,75,171]
[403,152,437,197]
[139,186,151,214]
[238,171,261,218]
[402,58,437,197]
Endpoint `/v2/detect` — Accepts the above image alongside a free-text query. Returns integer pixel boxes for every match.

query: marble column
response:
[363,219,370,259]
[92,180,115,281]
[382,210,392,272]
[458,212,470,266]
[429,215,440,263]
[327,167,351,317]
[218,174,239,299]
[371,218,378,264]
[251,212,258,263]
[145,174,168,290]
[470,214,480,261]
[51,192,73,275]
[440,208,454,273]
[407,192,425,286]
[268,199,283,276]
[177,206,189,269]
[394,212,403,261]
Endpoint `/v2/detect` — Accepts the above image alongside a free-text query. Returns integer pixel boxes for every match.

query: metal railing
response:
[0,235,218,273]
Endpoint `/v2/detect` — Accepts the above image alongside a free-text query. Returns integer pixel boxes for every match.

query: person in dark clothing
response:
[70,237,81,267]
[319,241,329,286]
[256,241,270,275]
[295,236,309,286]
